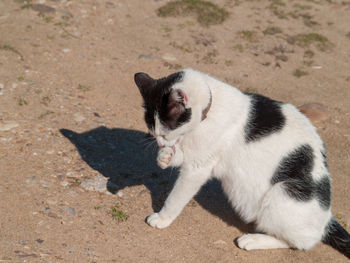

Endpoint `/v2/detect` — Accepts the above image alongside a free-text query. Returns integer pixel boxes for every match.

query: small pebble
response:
[97,117,105,124]
[0,121,19,131]
[62,48,71,53]
[0,83,3,95]
[25,176,36,186]
[74,112,85,122]
[20,240,28,246]
[41,180,52,188]
[213,240,227,245]
[65,207,76,216]
[36,239,44,244]
[66,170,80,177]
[61,10,73,20]
[80,176,109,193]
[72,30,81,37]
[31,4,56,13]
[139,54,159,60]
[60,181,69,187]
[46,199,57,205]
[162,54,177,61]
[47,212,60,219]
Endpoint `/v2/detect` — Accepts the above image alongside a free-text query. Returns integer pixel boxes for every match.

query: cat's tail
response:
[322,217,350,259]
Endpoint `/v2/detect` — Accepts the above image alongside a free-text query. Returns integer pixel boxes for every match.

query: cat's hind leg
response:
[237,233,290,250]
[255,182,331,251]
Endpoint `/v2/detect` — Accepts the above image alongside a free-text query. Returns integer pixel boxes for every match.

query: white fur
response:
[148,69,331,251]
[237,233,290,250]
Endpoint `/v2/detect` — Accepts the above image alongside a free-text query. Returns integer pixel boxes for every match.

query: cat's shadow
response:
[60,126,253,234]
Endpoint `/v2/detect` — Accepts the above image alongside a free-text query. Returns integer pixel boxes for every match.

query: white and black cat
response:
[134,69,350,258]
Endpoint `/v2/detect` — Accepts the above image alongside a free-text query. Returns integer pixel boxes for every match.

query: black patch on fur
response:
[272,144,332,210]
[271,144,315,201]
[244,93,286,143]
[134,71,191,130]
[315,176,331,210]
[158,91,192,130]
[322,217,350,259]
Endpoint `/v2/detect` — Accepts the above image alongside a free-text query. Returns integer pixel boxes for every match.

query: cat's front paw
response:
[157,147,174,169]
[146,213,173,229]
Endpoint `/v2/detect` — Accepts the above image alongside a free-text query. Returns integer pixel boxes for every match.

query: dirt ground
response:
[1,0,350,262]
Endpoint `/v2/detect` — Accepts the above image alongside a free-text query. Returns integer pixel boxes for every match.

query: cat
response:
[134,69,350,258]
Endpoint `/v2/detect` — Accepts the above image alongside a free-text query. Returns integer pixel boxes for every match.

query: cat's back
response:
[241,92,323,152]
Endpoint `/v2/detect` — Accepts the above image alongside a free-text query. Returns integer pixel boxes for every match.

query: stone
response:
[46,149,54,154]
[60,181,69,187]
[65,207,76,216]
[213,240,227,245]
[298,103,328,123]
[72,30,81,37]
[138,54,159,60]
[97,117,105,125]
[46,199,57,205]
[40,180,52,188]
[47,212,60,219]
[31,4,56,14]
[36,238,44,244]
[73,112,85,122]
[162,54,177,61]
[66,170,83,178]
[80,176,109,193]
[63,48,71,53]
[0,121,19,131]
[20,240,28,246]
[61,10,73,20]
[25,176,36,186]
[0,83,3,95]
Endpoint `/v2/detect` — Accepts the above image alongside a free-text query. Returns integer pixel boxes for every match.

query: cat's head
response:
[134,69,211,147]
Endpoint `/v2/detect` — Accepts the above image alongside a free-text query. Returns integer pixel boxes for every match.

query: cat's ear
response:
[134,72,156,97]
[171,89,188,106]
[167,89,187,118]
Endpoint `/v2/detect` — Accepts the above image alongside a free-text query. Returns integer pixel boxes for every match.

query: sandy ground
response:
[1,0,350,262]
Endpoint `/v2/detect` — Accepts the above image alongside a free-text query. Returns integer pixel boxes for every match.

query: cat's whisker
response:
[140,138,152,148]
[138,135,156,145]
[142,140,156,147]
[144,141,156,151]
[138,136,155,146]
